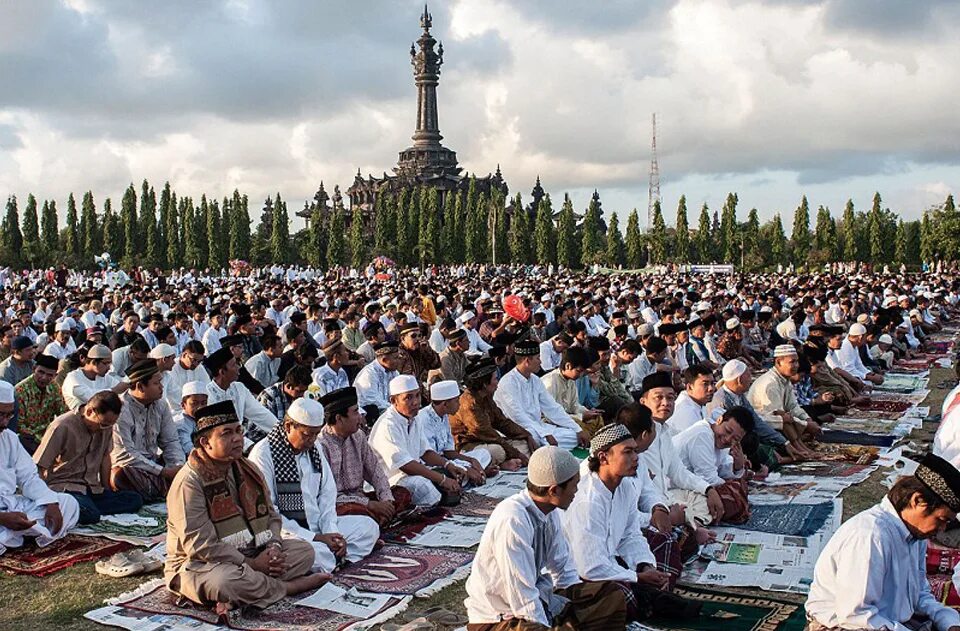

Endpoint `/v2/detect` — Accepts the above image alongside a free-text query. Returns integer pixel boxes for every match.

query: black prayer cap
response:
[203,347,234,375]
[641,371,674,394]
[514,340,539,356]
[35,354,59,370]
[319,387,358,416]
[126,359,160,384]
[916,453,960,513]
[465,358,498,380]
[192,400,240,438]
[220,334,243,348]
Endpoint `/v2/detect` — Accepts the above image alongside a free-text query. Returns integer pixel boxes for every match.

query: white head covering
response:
[776,319,798,341]
[774,344,798,358]
[87,344,112,360]
[457,310,476,325]
[181,381,207,399]
[430,380,460,402]
[849,323,867,336]
[725,317,741,331]
[528,446,580,487]
[148,343,176,359]
[878,334,894,345]
[287,397,325,427]
[389,374,419,396]
[0,381,13,404]
[722,359,748,382]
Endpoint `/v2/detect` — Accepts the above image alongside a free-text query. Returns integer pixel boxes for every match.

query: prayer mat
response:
[855,399,914,414]
[80,506,168,538]
[332,544,473,597]
[380,506,450,543]
[926,341,954,354]
[571,447,589,460]
[731,502,833,537]
[0,534,132,577]
[780,460,874,478]
[819,429,897,447]
[637,586,806,631]
[448,491,501,518]
[95,578,410,631]
[814,444,879,464]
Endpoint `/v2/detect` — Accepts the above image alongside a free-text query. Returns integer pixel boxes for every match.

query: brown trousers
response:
[467,581,627,631]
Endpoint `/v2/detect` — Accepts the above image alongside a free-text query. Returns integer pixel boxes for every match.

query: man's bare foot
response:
[484,464,500,477]
[284,573,331,596]
[500,458,522,472]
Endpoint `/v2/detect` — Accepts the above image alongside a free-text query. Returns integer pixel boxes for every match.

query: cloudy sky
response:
[1,0,957,230]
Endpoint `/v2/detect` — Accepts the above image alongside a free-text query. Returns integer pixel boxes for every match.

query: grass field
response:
[0,367,953,631]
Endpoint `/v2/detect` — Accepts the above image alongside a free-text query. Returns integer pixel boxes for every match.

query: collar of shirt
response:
[879,496,915,544]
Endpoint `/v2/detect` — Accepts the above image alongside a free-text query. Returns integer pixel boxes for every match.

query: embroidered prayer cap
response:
[915,453,960,513]
[203,347,234,374]
[148,343,176,359]
[398,322,420,336]
[0,381,13,404]
[465,358,497,381]
[219,334,243,348]
[848,323,867,336]
[55,319,74,332]
[589,423,633,457]
[514,340,539,356]
[35,354,59,370]
[181,380,207,399]
[126,359,160,383]
[11,336,34,351]
[389,374,419,396]
[725,317,741,331]
[319,387,358,415]
[528,445,581,487]
[287,397,325,428]
[192,400,240,437]
[86,344,112,360]
[374,341,400,356]
[430,380,461,402]
[641,371,674,394]
[721,359,747,382]
[773,344,798,358]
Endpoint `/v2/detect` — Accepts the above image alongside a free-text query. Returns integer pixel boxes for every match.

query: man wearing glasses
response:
[395,323,440,400]
[61,345,129,412]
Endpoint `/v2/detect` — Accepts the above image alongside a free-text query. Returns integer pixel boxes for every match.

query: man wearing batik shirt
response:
[353,341,401,421]
[317,387,410,528]
[15,354,67,454]
[257,366,311,422]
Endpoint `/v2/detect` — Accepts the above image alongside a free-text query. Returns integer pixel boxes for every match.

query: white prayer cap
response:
[849,323,867,336]
[722,359,748,382]
[783,298,794,309]
[457,310,476,324]
[55,319,73,332]
[897,295,909,302]
[776,319,798,341]
[637,323,655,337]
[527,446,580,487]
[694,301,711,312]
[430,380,460,402]
[0,381,13,404]
[773,344,798,358]
[878,334,894,345]
[883,296,897,307]
[759,305,773,313]
[725,317,741,331]
[149,343,176,359]
[909,309,922,318]
[87,344,112,360]
[856,314,870,324]
[287,397,325,427]
[389,374,419,396]
[181,381,207,399]
[640,307,658,324]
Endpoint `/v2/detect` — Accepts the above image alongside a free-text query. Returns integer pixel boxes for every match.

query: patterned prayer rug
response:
[80,506,168,538]
[637,586,806,631]
[332,544,473,596]
[780,460,874,478]
[448,491,501,518]
[0,534,132,576]
[730,502,833,537]
[101,580,409,631]
[855,399,914,414]
[819,429,897,447]
[380,506,450,543]
[814,444,879,464]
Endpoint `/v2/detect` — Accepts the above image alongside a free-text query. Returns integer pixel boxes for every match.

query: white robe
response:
[464,490,579,626]
[539,340,563,372]
[664,391,707,436]
[806,497,960,631]
[353,361,398,413]
[0,429,78,555]
[61,369,119,411]
[416,406,492,471]
[368,406,440,507]
[163,360,210,413]
[562,468,655,583]
[205,380,278,438]
[673,420,738,487]
[493,368,581,448]
[933,406,960,468]
[248,439,378,573]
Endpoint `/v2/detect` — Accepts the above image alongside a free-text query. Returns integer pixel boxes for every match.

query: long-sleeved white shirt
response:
[201,326,225,354]
[248,438,339,540]
[311,364,349,398]
[539,339,563,372]
[493,368,580,446]
[673,420,738,487]
[163,360,210,413]
[465,327,492,354]
[561,468,655,583]
[465,490,580,626]
[933,406,960,468]
[353,360,397,412]
[61,369,119,411]
[0,428,57,510]
[244,351,280,389]
[806,497,960,631]
[205,380,277,436]
[839,338,869,380]
[368,406,430,485]
[639,421,710,496]
[664,391,707,436]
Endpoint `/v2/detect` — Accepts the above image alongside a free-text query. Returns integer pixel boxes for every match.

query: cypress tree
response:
[920,212,934,264]
[309,210,326,268]
[395,188,411,266]
[81,191,99,262]
[166,190,180,269]
[64,193,80,261]
[41,200,59,262]
[674,195,690,263]
[649,201,667,264]
[605,211,625,267]
[350,204,367,269]
[465,181,484,264]
[769,213,787,263]
[121,184,138,263]
[229,189,251,261]
[373,192,393,258]
[720,193,739,262]
[509,193,532,264]
[894,220,908,264]
[868,192,884,263]
[742,208,762,270]
[939,194,959,261]
[22,194,40,268]
[791,195,811,265]
[556,194,577,268]
[157,183,172,269]
[534,194,556,265]
[327,201,345,268]
[696,203,712,263]
[140,181,158,268]
[201,196,219,269]
[439,191,457,263]
[489,188,508,264]
[904,220,921,264]
[1,195,23,267]
[625,208,643,268]
[814,205,837,257]
[270,193,290,264]
[841,199,857,261]
[451,189,467,263]
[102,198,122,261]
[580,190,604,267]
[425,187,441,265]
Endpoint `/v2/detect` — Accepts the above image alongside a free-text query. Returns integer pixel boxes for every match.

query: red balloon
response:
[503,295,530,322]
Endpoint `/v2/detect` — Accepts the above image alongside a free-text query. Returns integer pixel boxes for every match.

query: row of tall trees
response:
[0,178,955,271]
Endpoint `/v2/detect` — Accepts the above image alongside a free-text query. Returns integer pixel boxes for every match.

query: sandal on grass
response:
[95,552,144,578]
[381,616,436,631]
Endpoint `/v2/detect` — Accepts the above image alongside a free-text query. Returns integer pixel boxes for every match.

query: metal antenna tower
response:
[647,113,660,231]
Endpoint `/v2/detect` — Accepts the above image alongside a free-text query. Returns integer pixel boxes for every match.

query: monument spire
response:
[410,3,444,148]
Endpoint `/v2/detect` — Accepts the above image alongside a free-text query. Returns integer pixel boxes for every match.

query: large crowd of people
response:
[0,262,960,629]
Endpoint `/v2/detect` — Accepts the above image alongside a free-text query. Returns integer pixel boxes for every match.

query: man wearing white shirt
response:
[664,364,715,436]
[249,398,378,574]
[43,322,76,360]
[200,311,226,354]
[61,345,127,411]
[538,332,571,372]
[806,454,960,631]
[203,347,278,446]
[368,375,461,507]
[493,341,588,450]
[311,339,350,397]
[353,341,402,420]
[824,325,868,392]
[458,311,492,354]
[839,323,884,386]
[163,341,209,413]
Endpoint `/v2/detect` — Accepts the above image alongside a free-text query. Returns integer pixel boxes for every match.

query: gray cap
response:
[527,446,580,487]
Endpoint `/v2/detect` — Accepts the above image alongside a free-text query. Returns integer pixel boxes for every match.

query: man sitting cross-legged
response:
[317,387,411,529]
[464,445,629,630]
[164,400,327,613]
[250,397,378,573]
[562,424,700,624]
[417,380,492,483]
[34,391,143,525]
